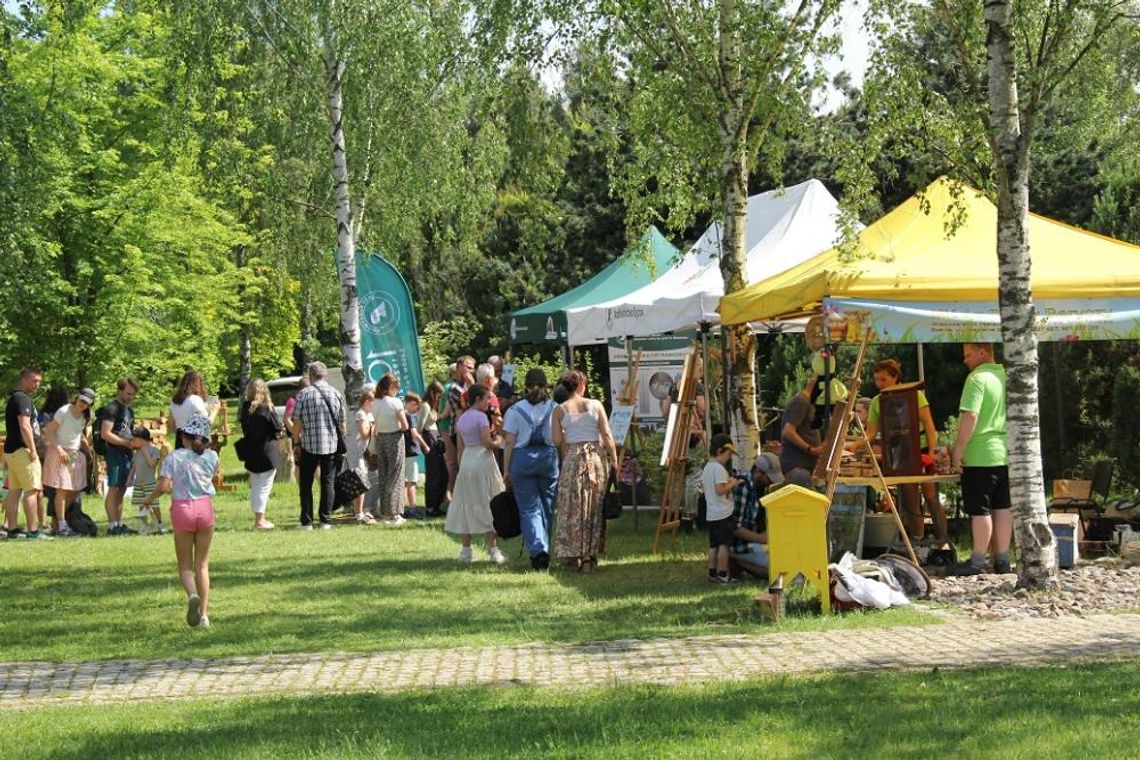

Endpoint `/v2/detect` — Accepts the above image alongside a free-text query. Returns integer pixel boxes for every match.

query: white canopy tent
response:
[564,178,844,345]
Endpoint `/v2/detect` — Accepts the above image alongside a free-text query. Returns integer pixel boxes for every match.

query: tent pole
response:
[720,325,732,437]
[917,343,926,383]
[626,335,638,530]
[700,323,711,443]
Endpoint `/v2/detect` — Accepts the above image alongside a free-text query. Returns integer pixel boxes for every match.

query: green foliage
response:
[510,352,565,393]
[1111,364,1140,490]
[419,316,481,384]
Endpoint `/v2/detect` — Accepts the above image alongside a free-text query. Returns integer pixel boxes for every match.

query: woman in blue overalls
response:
[502,369,559,570]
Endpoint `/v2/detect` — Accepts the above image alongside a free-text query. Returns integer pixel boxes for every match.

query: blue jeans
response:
[510,446,559,557]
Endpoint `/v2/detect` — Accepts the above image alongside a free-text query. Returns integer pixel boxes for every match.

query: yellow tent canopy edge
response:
[718,177,1140,325]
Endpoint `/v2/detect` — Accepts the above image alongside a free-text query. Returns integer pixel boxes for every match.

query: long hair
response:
[524,368,549,405]
[424,381,444,409]
[42,385,70,417]
[173,371,207,405]
[245,379,271,412]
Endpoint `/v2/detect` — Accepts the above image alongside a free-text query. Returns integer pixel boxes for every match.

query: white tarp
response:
[564,179,843,345]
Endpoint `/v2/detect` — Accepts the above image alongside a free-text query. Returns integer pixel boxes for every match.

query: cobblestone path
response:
[4,613,1139,708]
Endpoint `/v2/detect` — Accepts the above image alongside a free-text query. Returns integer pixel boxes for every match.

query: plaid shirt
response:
[291,381,345,456]
[731,478,767,555]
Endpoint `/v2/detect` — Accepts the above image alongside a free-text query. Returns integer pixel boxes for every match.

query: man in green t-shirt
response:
[950,342,1011,575]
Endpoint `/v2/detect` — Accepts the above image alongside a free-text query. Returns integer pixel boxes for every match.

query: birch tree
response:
[862,0,1140,588]
[596,0,841,463]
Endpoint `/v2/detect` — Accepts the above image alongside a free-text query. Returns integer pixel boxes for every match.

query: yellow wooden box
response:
[763,484,832,614]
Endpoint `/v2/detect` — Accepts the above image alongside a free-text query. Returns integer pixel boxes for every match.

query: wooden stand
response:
[652,349,701,554]
[815,329,918,565]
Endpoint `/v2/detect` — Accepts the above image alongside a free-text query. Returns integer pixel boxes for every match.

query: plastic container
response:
[1049,513,1081,569]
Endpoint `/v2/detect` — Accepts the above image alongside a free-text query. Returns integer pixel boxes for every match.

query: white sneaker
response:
[136,508,151,520]
[488,547,508,565]
[57,524,75,537]
[458,546,474,563]
[197,615,210,629]
[298,524,314,531]
[384,515,406,527]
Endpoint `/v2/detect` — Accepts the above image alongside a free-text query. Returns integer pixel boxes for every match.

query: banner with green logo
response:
[356,253,425,398]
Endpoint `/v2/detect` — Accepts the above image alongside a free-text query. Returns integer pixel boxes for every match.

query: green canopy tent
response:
[509,226,680,347]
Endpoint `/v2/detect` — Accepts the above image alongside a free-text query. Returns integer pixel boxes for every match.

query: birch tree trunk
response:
[321,15,364,408]
[717,0,759,465]
[985,0,1057,590]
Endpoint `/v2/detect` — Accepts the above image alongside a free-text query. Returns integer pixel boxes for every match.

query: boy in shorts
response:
[702,433,742,583]
[128,427,165,534]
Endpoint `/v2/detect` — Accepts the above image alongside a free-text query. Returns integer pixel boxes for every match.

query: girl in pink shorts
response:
[141,415,219,628]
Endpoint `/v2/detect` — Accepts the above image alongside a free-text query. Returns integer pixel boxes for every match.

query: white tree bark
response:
[717,0,760,465]
[322,15,365,407]
[985,0,1058,590]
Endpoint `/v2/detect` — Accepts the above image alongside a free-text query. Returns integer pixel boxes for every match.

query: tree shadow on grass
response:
[30,663,1140,760]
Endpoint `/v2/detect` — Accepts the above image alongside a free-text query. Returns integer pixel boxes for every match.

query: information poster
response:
[609,404,635,446]
[608,334,694,431]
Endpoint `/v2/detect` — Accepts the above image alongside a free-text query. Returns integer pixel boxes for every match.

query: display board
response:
[608,334,693,428]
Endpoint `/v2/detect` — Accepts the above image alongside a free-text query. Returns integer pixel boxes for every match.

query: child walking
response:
[129,427,165,534]
[141,416,218,628]
[702,433,742,584]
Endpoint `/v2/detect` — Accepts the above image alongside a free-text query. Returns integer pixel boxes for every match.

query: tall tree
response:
[594,0,842,463]
[862,0,1140,587]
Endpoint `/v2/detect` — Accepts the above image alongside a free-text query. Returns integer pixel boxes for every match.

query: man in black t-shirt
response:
[4,367,47,539]
[98,378,139,535]
[779,373,824,480]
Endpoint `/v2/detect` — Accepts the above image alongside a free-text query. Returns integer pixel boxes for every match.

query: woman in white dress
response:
[43,388,96,534]
[443,384,507,564]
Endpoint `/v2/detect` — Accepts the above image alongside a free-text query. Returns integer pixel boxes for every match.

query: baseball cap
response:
[77,387,96,405]
[754,452,784,484]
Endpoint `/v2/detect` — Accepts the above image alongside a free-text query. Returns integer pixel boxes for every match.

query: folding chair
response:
[1049,458,1116,539]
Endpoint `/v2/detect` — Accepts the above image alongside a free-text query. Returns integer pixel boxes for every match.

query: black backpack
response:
[92,403,127,456]
[66,499,99,537]
[490,490,521,539]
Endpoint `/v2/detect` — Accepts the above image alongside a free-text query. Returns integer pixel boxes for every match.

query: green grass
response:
[0,441,935,663]
[4,662,1140,758]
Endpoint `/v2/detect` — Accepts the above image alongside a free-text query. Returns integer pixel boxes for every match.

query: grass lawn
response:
[4,662,1140,758]
[0,441,936,664]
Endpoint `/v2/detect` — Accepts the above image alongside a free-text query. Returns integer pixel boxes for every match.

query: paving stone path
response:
[4,613,1139,709]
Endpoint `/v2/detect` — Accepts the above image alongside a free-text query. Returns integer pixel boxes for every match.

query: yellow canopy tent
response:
[718,178,1140,342]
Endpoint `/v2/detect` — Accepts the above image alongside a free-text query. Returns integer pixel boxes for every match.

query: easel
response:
[814,329,917,565]
[614,346,643,529]
[652,348,700,554]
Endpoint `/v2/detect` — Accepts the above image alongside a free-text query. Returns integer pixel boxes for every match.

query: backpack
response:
[490,489,521,539]
[92,403,126,456]
[66,498,99,537]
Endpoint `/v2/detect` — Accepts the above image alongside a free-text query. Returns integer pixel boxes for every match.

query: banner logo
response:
[360,291,400,336]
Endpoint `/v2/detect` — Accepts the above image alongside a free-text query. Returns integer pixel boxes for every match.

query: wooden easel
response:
[652,348,700,554]
[814,329,918,565]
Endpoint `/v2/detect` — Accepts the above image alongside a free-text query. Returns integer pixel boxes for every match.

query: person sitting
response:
[730,452,783,578]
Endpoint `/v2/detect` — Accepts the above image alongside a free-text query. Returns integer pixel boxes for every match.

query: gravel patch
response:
[928,560,1140,620]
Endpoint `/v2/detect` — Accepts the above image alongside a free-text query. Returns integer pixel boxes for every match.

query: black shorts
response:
[708,516,735,548]
[961,466,1011,516]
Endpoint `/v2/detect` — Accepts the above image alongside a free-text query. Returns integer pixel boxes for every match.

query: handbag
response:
[603,471,623,520]
[334,464,369,507]
[234,436,250,462]
[316,388,348,459]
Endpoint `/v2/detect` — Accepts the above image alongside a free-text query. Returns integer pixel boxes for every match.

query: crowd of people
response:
[2,339,1011,628]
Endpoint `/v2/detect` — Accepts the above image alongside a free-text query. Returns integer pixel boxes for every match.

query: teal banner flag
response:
[356,252,425,398]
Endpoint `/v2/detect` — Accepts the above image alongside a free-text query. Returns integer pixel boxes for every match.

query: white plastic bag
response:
[830,552,910,609]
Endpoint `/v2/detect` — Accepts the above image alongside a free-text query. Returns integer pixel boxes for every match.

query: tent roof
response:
[564,178,843,344]
[509,226,680,344]
[719,177,1140,325]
